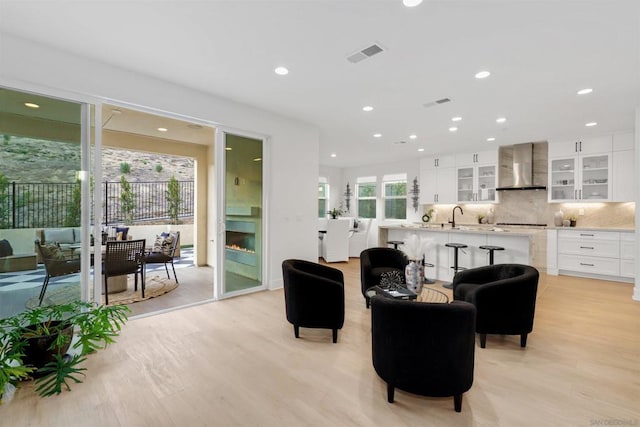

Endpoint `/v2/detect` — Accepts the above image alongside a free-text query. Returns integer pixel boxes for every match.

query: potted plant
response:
[327,207,344,219]
[568,215,577,227]
[0,301,129,402]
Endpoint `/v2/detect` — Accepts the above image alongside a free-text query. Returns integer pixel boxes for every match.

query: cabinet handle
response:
[574,189,577,199]
[579,262,594,267]
[579,141,582,152]
[435,158,438,167]
[579,189,582,199]
[580,233,594,237]
[575,142,578,152]
[579,246,594,249]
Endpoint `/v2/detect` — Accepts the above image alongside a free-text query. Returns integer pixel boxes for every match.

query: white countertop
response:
[380,224,544,237]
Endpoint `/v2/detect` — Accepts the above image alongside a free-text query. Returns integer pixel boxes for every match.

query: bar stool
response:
[387,240,404,250]
[479,245,505,265]
[442,242,467,289]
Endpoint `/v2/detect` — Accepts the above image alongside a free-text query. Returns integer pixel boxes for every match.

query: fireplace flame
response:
[225,244,256,254]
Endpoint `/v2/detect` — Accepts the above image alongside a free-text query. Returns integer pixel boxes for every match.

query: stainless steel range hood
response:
[496,142,547,191]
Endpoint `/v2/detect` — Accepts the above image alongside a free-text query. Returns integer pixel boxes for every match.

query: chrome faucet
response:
[449,205,464,228]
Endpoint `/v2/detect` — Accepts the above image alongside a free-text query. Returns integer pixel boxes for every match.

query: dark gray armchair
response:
[282,259,345,343]
[371,296,476,412]
[453,263,539,348]
[360,247,409,308]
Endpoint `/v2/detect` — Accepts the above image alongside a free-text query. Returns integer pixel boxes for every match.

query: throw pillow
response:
[153,234,175,255]
[115,226,129,241]
[0,239,13,257]
[41,243,65,261]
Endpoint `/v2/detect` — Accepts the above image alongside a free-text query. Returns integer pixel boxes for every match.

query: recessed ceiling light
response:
[451,117,462,122]
[157,127,168,132]
[449,127,458,132]
[274,66,289,75]
[409,134,417,139]
[225,147,232,151]
[373,133,382,138]
[362,106,374,112]
[24,102,40,109]
[331,153,337,158]
[577,88,593,95]
[403,0,423,7]
[487,137,496,142]
[417,148,425,152]
[496,117,507,123]
[585,122,598,127]
[475,70,491,79]
[253,157,262,162]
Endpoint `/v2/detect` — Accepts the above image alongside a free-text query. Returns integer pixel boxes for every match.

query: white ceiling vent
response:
[423,98,452,108]
[347,43,384,63]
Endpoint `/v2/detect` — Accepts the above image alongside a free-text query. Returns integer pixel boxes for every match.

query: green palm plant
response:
[0,301,129,400]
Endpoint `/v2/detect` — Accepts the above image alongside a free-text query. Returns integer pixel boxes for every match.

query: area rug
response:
[25,275,179,308]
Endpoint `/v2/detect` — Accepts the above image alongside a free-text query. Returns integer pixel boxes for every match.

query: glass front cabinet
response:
[456,163,497,203]
[548,136,613,202]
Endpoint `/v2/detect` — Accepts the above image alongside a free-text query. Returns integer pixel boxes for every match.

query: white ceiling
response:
[1,0,639,167]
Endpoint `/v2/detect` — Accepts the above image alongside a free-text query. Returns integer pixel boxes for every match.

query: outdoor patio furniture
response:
[103,239,146,305]
[35,239,81,306]
[144,231,180,284]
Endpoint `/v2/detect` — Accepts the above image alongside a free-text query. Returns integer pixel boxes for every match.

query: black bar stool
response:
[387,240,404,250]
[442,242,467,289]
[479,245,505,265]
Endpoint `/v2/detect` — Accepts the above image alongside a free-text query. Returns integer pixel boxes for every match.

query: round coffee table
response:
[417,287,449,303]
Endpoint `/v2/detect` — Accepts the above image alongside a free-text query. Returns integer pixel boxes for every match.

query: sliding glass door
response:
[0,87,90,318]
[217,132,264,296]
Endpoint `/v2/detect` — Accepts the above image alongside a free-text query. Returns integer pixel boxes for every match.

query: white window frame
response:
[318,177,328,218]
[382,173,407,220]
[356,176,377,219]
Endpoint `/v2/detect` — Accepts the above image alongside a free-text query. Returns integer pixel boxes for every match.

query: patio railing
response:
[0,180,194,228]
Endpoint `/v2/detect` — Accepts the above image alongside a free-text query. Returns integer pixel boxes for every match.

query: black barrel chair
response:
[360,247,409,308]
[371,296,476,412]
[452,264,539,348]
[282,259,345,343]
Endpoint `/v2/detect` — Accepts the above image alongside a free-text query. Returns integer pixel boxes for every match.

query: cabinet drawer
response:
[558,239,619,258]
[620,259,635,278]
[558,254,620,276]
[620,240,635,260]
[558,230,619,241]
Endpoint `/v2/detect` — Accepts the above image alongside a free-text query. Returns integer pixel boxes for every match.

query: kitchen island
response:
[379,224,546,282]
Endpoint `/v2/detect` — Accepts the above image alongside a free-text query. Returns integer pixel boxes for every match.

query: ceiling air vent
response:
[347,43,385,63]
[423,98,452,108]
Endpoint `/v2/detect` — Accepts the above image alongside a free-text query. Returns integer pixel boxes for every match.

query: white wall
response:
[342,158,421,246]
[0,34,320,290]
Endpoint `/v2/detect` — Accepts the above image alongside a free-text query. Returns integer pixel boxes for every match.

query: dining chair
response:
[103,239,146,305]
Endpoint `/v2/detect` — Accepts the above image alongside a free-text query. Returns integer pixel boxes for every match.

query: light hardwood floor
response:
[2,260,639,426]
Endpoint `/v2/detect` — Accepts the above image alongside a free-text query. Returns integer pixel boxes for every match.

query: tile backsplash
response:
[425,190,635,229]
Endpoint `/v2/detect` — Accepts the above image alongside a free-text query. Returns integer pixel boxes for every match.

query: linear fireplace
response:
[226,220,257,266]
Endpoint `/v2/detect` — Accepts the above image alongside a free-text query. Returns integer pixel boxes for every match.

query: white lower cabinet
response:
[555,229,634,282]
[620,232,635,278]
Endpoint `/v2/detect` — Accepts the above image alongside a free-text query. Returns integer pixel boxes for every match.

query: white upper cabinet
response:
[455,149,498,203]
[548,136,613,202]
[548,135,612,157]
[419,155,456,204]
[612,132,635,202]
[455,150,497,167]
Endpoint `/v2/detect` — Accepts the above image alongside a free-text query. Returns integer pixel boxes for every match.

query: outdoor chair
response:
[35,239,81,306]
[144,231,180,284]
[103,239,146,305]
